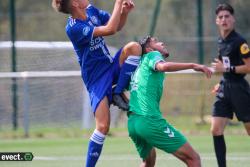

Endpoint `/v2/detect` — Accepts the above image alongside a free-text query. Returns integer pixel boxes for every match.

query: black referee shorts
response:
[212,78,250,123]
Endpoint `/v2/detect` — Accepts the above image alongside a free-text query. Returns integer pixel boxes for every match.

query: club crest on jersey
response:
[82,26,90,36]
[240,43,250,55]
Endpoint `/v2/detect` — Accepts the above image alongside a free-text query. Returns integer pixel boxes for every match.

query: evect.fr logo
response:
[0,152,33,161]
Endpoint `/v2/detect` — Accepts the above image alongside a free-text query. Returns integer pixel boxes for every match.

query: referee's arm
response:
[235,57,250,74]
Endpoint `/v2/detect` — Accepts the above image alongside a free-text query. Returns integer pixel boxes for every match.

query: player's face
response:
[216,10,235,32]
[148,38,169,58]
[73,0,89,10]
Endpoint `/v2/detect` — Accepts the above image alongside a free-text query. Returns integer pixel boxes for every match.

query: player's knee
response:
[97,124,110,135]
[192,152,201,164]
[182,151,200,167]
[124,42,142,56]
[210,126,223,136]
[186,151,201,167]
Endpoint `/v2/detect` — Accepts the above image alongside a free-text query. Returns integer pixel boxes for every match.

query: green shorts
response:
[127,114,187,159]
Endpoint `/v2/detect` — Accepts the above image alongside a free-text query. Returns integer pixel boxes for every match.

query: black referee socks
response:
[213,135,226,167]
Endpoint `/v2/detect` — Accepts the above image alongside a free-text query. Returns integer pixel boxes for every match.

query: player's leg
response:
[113,55,140,110]
[127,114,155,167]
[231,80,250,136]
[146,118,200,167]
[140,148,156,167]
[119,41,142,66]
[210,116,228,167]
[114,55,140,95]
[210,116,228,136]
[211,80,233,167]
[172,142,201,167]
[133,115,198,166]
[113,42,141,110]
[95,96,110,134]
[244,122,250,135]
[86,97,110,167]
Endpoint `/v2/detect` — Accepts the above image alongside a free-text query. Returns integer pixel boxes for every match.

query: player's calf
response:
[173,142,201,167]
[141,148,156,167]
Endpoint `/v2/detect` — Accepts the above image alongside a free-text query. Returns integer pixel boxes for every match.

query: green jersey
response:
[129,51,165,118]
[128,51,187,158]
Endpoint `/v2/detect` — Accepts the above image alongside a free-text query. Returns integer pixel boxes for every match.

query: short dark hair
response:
[215,3,234,15]
[52,0,72,14]
[138,36,151,55]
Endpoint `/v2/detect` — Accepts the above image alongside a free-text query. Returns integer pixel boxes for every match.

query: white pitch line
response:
[34,154,250,161]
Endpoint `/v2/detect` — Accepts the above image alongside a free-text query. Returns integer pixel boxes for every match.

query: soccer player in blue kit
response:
[52,0,140,166]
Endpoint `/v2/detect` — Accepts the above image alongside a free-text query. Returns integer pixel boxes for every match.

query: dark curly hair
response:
[215,3,234,15]
[52,0,72,14]
[138,36,151,55]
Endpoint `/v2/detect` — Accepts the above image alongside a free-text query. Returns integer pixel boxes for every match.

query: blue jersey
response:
[66,4,113,89]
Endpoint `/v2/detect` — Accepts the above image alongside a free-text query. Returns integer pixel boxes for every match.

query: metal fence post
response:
[23,78,30,137]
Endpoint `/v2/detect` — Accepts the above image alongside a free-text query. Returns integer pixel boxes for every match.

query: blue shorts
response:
[87,48,123,113]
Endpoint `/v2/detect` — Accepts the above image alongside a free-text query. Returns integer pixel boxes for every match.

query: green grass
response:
[0,74,249,166]
[0,135,249,167]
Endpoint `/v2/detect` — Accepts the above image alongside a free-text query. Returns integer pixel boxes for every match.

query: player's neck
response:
[220,29,233,39]
[71,9,87,20]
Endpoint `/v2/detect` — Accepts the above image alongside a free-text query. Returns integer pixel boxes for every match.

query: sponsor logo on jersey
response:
[164,127,175,138]
[89,37,105,51]
[240,43,250,55]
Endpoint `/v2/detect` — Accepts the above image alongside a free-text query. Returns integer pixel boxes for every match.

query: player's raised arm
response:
[156,62,194,72]
[93,0,125,37]
[117,0,135,31]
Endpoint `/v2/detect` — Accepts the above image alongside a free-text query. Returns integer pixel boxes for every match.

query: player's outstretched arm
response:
[156,62,212,78]
[193,64,213,78]
[117,0,135,31]
[93,0,124,37]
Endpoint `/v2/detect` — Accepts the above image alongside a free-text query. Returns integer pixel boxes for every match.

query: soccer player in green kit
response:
[128,36,213,167]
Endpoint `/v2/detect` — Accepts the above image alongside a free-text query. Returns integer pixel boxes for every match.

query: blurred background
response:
[0,0,250,138]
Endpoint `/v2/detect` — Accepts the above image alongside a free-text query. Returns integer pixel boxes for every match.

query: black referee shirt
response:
[218,30,250,80]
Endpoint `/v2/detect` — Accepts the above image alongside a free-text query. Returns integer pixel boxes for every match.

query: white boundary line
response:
[0,41,118,51]
[0,41,73,49]
[0,69,214,79]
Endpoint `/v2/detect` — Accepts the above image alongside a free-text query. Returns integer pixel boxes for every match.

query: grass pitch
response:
[0,135,249,167]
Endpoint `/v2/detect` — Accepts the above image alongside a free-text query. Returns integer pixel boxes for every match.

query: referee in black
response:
[211,3,250,167]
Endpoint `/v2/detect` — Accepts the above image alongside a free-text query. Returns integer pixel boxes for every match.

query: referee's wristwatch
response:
[226,66,236,73]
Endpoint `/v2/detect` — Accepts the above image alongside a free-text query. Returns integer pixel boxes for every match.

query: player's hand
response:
[211,58,226,73]
[211,83,220,94]
[121,0,135,14]
[193,64,213,78]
